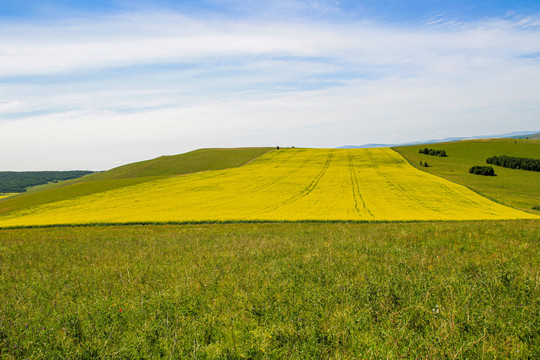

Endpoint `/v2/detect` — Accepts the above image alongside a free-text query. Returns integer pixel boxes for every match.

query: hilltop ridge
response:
[85,147,273,181]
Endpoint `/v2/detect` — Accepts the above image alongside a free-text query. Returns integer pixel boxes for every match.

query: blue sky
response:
[1,1,539,170]
[1,1,539,22]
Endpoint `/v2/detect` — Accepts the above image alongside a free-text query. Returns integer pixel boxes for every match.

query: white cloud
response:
[1,12,539,170]
[0,100,26,113]
[1,13,537,77]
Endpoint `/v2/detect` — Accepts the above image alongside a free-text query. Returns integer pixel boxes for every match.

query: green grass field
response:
[0,221,538,359]
[0,148,271,217]
[394,138,540,214]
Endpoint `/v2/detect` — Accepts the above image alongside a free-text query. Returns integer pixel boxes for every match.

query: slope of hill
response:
[84,147,273,181]
[0,148,272,217]
[0,148,535,227]
[393,138,540,213]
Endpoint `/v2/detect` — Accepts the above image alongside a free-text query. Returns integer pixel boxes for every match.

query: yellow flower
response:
[0,148,535,227]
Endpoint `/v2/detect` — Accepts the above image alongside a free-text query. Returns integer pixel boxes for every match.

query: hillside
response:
[0,148,272,217]
[0,148,535,227]
[83,147,273,181]
[393,138,540,214]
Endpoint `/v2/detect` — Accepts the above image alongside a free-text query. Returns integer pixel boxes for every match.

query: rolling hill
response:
[393,138,540,214]
[0,148,272,217]
[83,147,274,181]
[0,148,536,227]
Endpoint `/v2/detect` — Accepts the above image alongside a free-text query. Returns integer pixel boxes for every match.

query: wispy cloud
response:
[1,11,540,170]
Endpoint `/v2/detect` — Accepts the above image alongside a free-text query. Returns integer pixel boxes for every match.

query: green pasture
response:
[1,221,538,358]
[394,138,540,214]
[84,147,273,181]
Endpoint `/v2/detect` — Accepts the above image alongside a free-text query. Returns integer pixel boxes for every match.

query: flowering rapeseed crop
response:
[0,148,536,227]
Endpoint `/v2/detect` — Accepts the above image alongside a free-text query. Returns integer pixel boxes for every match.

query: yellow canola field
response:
[0,148,536,227]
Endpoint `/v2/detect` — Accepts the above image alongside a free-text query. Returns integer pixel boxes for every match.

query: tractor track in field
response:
[348,151,373,218]
[260,151,334,213]
[249,152,313,192]
[364,150,444,214]
[297,150,334,198]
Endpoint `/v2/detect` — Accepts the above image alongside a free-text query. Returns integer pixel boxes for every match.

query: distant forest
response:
[0,171,94,193]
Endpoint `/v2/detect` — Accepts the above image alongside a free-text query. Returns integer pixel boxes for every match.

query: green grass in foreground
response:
[0,148,272,217]
[394,138,540,214]
[0,221,538,358]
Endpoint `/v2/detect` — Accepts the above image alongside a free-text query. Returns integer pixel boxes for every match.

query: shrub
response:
[469,166,495,176]
[418,148,447,157]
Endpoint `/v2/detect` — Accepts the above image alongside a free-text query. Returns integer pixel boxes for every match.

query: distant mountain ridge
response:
[339,130,540,149]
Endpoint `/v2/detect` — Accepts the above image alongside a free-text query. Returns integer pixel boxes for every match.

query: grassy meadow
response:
[0,148,535,227]
[0,221,538,359]
[394,138,540,214]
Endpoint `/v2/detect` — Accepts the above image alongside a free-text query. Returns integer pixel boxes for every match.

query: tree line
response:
[0,171,94,193]
[418,148,447,157]
[486,155,540,172]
